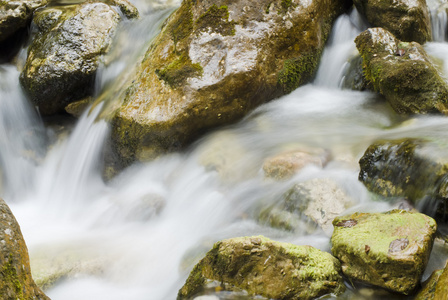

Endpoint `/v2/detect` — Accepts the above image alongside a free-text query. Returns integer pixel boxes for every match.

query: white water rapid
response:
[2,2,448,300]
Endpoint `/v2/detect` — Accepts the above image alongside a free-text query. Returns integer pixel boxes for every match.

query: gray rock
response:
[20,0,137,115]
[260,178,354,234]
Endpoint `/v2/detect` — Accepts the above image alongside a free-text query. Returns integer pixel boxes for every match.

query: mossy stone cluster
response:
[108,0,350,167]
[0,198,49,299]
[353,0,431,44]
[359,138,448,214]
[0,0,47,42]
[20,0,138,115]
[331,210,437,294]
[355,28,448,115]
[178,236,345,299]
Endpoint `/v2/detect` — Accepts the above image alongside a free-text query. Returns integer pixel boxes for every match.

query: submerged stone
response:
[331,210,437,294]
[20,0,138,115]
[178,236,345,299]
[107,0,350,167]
[259,178,354,234]
[355,28,448,114]
[353,0,431,44]
[0,0,47,42]
[0,198,49,299]
[262,149,330,180]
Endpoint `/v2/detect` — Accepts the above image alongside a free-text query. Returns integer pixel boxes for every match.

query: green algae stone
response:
[331,210,437,294]
[178,236,345,300]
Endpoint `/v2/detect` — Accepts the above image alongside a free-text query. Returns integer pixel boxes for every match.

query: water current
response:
[2,0,448,299]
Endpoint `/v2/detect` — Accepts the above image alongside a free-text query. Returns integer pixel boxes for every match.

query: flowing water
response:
[2,1,448,300]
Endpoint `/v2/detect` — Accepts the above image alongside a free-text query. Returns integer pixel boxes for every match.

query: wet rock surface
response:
[108,0,350,166]
[353,0,431,44]
[331,210,437,294]
[0,0,47,42]
[20,0,137,115]
[178,236,345,299]
[355,27,448,114]
[0,198,49,299]
[359,138,448,217]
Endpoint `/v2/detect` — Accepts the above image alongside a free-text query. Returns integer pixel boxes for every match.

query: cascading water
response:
[429,0,448,42]
[2,2,448,300]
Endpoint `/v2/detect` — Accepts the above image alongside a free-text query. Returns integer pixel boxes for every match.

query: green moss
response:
[195,5,236,36]
[2,254,24,299]
[280,0,292,13]
[331,210,436,294]
[278,53,319,93]
[156,53,203,88]
[265,2,271,14]
[179,236,344,299]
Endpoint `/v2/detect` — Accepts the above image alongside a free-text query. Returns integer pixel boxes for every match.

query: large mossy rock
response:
[331,210,437,294]
[353,0,431,44]
[0,0,47,42]
[359,138,448,215]
[109,0,350,166]
[178,236,345,299]
[355,28,448,114]
[0,198,49,299]
[20,0,138,115]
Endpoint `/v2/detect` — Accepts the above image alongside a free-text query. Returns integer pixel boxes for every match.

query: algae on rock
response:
[355,28,448,115]
[108,0,350,167]
[331,210,437,294]
[178,236,345,299]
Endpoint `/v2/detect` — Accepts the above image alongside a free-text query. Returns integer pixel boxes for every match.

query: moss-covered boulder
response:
[0,198,49,299]
[107,0,350,166]
[331,210,437,294]
[178,236,345,299]
[353,0,431,44]
[259,178,354,234]
[355,28,448,114]
[0,0,47,42]
[20,0,138,115]
[359,138,448,215]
